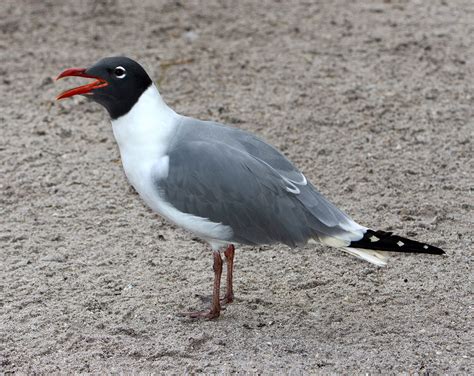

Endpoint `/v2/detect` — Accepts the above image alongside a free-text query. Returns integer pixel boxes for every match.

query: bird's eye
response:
[114,66,126,79]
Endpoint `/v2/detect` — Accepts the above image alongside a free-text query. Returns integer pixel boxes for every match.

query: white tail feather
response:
[312,234,389,266]
[342,247,388,267]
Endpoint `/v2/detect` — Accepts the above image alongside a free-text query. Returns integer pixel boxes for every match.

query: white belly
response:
[110,85,233,250]
[120,152,233,250]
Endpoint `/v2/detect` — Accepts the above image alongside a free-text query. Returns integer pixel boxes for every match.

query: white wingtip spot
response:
[397,241,404,247]
[370,235,380,242]
[285,185,300,194]
[299,174,308,186]
[423,245,429,249]
[283,178,301,194]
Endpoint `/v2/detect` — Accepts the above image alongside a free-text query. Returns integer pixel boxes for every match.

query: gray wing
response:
[175,117,360,232]
[231,128,306,184]
[156,139,358,247]
[229,128,358,230]
[178,117,306,184]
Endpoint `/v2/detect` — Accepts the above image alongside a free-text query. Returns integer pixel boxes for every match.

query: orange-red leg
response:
[222,244,235,304]
[181,250,223,319]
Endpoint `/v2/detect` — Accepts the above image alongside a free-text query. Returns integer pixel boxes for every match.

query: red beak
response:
[56,67,108,100]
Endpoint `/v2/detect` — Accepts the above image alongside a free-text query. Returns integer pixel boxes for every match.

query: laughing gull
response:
[56,56,445,319]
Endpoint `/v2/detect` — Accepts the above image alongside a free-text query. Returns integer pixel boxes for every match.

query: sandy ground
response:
[1,0,473,373]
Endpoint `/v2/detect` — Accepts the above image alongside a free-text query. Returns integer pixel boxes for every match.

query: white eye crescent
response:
[114,66,126,79]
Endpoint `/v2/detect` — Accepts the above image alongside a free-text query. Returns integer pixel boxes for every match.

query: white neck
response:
[109,83,234,245]
[111,84,180,157]
[110,84,180,193]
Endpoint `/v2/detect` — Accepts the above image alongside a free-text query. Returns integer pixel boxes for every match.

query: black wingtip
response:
[350,229,446,255]
[423,244,445,255]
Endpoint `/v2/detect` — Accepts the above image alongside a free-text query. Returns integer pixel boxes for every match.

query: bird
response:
[56,56,445,319]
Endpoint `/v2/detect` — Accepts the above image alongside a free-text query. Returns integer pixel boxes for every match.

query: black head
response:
[56,56,152,119]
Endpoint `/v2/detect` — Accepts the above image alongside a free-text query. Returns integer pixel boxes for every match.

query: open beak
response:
[56,68,108,100]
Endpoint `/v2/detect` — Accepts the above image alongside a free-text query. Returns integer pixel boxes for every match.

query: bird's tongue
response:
[56,67,108,100]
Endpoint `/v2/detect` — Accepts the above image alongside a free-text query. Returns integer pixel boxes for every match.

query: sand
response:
[1,0,472,373]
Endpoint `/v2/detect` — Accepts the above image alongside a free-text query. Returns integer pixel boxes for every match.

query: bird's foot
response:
[196,293,234,306]
[221,293,234,305]
[179,309,220,320]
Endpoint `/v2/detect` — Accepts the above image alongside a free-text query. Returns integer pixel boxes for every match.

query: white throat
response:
[109,84,232,247]
[111,84,179,156]
[111,84,180,193]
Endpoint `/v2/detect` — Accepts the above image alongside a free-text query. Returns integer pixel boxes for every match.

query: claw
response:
[179,310,220,320]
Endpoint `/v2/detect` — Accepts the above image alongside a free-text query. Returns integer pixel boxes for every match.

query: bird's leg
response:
[209,250,223,317]
[181,250,223,319]
[222,244,235,304]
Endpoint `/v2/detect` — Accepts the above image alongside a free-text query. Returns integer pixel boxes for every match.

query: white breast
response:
[111,85,233,250]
